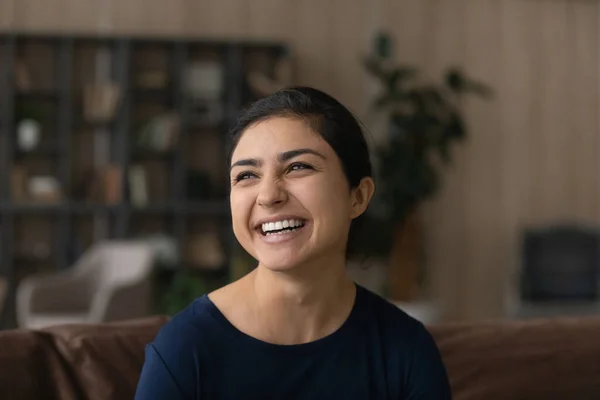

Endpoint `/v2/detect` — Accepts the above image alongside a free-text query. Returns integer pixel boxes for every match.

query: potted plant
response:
[364,32,492,302]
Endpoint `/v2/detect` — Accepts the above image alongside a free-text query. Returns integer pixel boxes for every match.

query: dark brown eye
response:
[288,162,313,172]
[234,172,257,182]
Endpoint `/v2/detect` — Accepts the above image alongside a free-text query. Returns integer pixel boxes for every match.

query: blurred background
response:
[1,0,600,330]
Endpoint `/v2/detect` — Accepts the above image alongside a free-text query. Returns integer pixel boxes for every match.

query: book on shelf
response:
[10,166,28,202]
[76,164,123,205]
[103,165,123,205]
[128,165,148,207]
[83,83,121,123]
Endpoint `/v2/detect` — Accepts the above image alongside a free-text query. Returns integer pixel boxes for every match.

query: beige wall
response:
[2,0,599,321]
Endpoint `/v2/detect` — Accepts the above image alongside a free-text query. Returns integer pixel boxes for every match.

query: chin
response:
[257,252,305,273]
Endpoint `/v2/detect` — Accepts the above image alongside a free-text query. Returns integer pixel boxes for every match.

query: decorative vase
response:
[17,119,41,151]
[387,208,423,302]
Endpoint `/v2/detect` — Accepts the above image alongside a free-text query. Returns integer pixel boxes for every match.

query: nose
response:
[256,177,287,208]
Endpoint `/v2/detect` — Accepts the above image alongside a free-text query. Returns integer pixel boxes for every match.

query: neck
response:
[247,255,356,345]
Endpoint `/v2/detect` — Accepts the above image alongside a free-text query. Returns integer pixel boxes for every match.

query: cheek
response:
[297,175,352,228]
[230,190,253,239]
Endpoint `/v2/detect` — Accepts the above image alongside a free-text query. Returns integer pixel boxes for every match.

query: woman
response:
[134,87,451,399]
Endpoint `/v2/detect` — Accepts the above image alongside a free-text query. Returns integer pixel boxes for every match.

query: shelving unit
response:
[0,33,289,328]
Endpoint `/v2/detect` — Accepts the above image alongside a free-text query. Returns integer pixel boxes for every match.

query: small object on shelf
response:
[11,166,28,202]
[76,166,122,204]
[83,83,121,123]
[189,100,223,126]
[129,165,149,207]
[15,59,32,91]
[185,232,226,270]
[103,164,123,205]
[137,112,180,152]
[186,61,223,99]
[27,176,62,203]
[31,241,52,261]
[74,167,101,203]
[136,70,168,89]
[186,60,224,126]
[16,119,42,151]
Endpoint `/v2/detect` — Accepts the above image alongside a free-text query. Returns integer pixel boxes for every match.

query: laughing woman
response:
[134,87,451,399]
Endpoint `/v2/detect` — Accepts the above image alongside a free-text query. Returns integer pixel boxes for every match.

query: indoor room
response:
[1,1,600,399]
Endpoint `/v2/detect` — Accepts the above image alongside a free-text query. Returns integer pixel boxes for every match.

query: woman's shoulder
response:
[151,294,221,352]
[356,285,448,387]
[356,285,425,339]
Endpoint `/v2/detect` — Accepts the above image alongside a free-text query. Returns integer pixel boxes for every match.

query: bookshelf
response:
[0,33,289,328]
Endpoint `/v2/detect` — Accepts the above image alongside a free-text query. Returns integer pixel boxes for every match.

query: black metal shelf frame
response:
[0,32,288,329]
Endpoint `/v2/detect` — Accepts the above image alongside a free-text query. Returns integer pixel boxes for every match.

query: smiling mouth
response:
[258,219,306,236]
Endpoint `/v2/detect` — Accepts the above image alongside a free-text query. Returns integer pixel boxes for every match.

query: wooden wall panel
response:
[246,0,293,41]
[538,2,571,222]
[571,2,598,223]
[2,0,600,321]
[329,0,368,114]
[463,0,505,319]
[0,0,14,29]
[293,0,334,93]
[110,0,143,34]
[199,0,249,38]
[382,0,430,66]
[527,3,546,226]
[138,0,187,36]
[500,0,537,314]
[13,0,62,31]
[57,0,103,31]
[424,0,468,320]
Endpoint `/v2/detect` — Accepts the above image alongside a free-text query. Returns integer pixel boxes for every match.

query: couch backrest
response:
[2,315,600,400]
[429,316,600,400]
[0,316,168,400]
[0,328,80,400]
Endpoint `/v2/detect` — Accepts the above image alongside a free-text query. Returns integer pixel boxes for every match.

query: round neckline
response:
[201,283,364,356]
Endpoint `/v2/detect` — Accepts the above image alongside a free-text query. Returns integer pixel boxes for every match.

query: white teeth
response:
[261,218,305,233]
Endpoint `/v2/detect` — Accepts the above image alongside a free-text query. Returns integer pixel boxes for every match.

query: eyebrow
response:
[230,148,326,171]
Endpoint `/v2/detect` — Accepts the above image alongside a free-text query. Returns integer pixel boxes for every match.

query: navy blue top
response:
[134,285,451,399]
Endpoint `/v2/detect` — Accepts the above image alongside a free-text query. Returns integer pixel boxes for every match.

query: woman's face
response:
[229,117,366,273]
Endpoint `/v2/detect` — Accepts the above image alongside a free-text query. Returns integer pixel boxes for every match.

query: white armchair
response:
[16,241,155,329]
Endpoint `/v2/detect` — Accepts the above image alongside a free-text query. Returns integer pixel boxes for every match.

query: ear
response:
[349,177,375,219]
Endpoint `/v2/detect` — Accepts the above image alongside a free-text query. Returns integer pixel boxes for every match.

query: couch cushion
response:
[0,329,80,400]
[429,317,600,400]
[45,315,168,400]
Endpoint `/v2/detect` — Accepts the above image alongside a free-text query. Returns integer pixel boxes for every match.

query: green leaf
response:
[363,56,388,82]
[374,31,393,59]
[387,67,418,92]
[363,40,492,226]
[445,67,493,98]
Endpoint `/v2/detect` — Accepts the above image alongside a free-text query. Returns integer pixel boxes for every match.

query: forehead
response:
[232,117,329,159]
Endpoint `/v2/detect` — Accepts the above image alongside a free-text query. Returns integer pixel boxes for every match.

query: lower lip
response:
[258,224,308,244]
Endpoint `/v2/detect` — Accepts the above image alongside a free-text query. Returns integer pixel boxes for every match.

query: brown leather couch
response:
[1,315,599,399]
